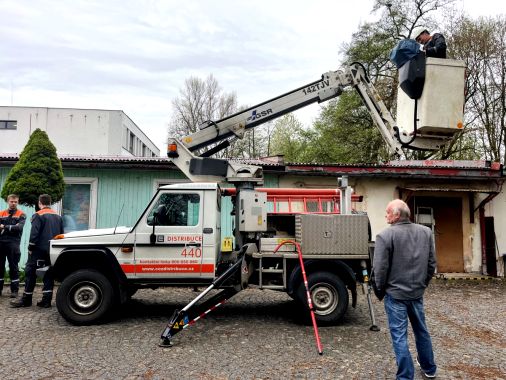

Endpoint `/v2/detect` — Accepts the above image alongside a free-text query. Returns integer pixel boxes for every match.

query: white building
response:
[0,106,160,157]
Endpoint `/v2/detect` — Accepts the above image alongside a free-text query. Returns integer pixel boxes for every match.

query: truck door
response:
[132,190,208,279]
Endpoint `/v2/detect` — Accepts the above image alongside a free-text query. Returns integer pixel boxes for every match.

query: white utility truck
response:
[46,58,465,345]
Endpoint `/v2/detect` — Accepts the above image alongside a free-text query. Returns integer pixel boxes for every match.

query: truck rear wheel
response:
[296,271,348,326]
[56,269,114,325]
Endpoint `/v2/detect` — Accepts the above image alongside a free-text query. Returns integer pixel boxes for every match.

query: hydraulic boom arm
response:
[168,62,462,182]
[171,63,405,157]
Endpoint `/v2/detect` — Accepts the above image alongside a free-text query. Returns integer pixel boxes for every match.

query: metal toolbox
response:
[295,214,370,257]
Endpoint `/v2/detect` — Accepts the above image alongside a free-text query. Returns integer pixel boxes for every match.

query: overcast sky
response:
[0,0,503,153]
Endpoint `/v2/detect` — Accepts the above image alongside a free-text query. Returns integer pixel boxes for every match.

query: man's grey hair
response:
[390,199,411,219]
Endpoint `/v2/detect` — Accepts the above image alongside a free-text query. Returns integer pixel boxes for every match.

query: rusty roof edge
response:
[283,166,504,180]
[386,159,499,169]
[285,159,502,171]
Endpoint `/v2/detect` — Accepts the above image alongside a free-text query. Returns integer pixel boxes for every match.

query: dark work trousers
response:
[23,249,54,298]
[0,240,21,293]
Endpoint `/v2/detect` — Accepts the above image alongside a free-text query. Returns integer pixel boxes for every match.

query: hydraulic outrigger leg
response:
[360,260,380,332]
[159,259,243,347]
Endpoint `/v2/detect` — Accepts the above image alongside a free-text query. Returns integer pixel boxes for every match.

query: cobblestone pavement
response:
[0,279,504,380]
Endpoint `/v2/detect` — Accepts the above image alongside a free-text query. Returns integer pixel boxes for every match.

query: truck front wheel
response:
[296,271,348,326]
[56,269,114,325]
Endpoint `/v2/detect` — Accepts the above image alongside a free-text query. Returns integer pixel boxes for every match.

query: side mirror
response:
[150,205,167,245]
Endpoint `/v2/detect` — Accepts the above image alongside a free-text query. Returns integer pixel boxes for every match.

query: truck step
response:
[259,268,284,273]
[260,285,285,290]
[253,252,286,258]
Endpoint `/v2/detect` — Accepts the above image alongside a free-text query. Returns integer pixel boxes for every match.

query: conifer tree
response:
[1,129,64,208]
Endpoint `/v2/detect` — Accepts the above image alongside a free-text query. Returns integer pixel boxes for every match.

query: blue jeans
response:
[384,294,437,380]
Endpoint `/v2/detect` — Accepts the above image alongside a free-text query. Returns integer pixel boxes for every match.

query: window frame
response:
[0,120,17,130]
[53,177,98,230]
[122,127,129,150]
[146,192,201,227]
[153,178,190,194]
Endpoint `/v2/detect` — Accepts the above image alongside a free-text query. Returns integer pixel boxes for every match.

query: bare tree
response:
[448,16,506,163]
[168,75,269,159]
[168,74,237,138]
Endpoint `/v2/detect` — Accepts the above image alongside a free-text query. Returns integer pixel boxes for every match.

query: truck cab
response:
[50,183,223,324]
[126,183,221,281]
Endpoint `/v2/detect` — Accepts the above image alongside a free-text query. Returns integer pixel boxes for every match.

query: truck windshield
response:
[147,193,200,227]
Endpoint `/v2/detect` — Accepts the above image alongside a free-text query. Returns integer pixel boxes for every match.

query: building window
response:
[54,178,98,232]
[129,132,135,153]
[0,120,17,130]
[123,127,129,149]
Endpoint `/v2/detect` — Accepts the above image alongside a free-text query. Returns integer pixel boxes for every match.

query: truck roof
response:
[159,182,220,190]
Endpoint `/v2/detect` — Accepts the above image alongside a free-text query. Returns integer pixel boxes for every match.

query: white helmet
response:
[412,26,428,40]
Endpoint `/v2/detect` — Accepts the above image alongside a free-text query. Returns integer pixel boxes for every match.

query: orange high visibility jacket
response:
[29,207,64,253]
[0,208,26,242]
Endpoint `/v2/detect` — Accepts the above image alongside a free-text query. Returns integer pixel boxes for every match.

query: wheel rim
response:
[310,283,338,316]
[68,282,103,316]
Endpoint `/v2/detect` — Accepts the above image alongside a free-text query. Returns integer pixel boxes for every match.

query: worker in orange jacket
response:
[11,194,63,308]
[0,194,26,298]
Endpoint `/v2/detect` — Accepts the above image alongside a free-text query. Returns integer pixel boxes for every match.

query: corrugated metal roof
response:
[0,153,284,167]
[60,154,169,163]
[285,160,500,170]
[230,158,283,167]
[0,154,503,178]
[386,160,499,169]
[401,183,501,193]
[0,153,169,163]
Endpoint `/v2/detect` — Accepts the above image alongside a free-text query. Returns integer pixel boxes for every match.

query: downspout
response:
[475,192,499,275]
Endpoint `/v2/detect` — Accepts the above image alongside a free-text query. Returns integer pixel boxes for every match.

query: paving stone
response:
[0,279,504,379]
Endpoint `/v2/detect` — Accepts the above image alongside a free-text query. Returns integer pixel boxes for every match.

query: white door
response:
[132,191,208,279]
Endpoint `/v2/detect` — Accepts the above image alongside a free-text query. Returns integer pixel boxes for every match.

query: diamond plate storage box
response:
[295,214,370,257]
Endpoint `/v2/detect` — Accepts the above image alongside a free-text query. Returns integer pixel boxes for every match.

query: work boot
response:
[36,297,52,308]
[10,294,32,308]
[10,291,18,299]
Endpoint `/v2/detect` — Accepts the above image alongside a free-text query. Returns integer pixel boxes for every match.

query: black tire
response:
[56,269,114,325]
[295,271,348,326]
